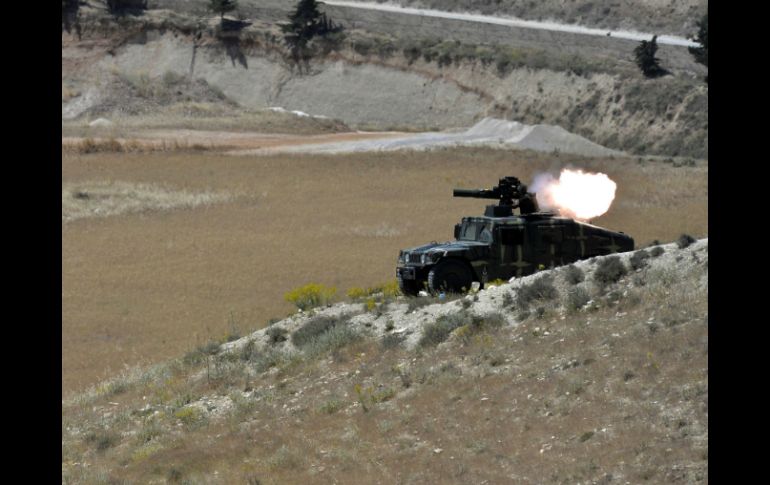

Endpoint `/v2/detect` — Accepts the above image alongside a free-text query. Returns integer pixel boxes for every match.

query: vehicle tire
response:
[398,276,422,297]
[427,260,473,294]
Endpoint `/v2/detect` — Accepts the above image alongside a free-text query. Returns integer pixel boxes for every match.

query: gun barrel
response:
[453,188,498,199]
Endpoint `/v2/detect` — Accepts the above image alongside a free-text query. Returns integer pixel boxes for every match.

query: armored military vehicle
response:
[396,176,634,296]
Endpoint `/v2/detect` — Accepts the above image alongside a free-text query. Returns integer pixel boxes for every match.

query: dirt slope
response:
[62,239,708,484]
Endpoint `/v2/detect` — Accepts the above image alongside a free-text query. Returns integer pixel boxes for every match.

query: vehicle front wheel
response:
[427,260,473,294]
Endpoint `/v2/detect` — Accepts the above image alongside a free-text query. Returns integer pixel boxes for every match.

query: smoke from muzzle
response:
[531,169,617,221]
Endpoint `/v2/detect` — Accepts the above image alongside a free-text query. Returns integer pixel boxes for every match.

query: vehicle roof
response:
[461,212,570,224]
[460,213,627,233]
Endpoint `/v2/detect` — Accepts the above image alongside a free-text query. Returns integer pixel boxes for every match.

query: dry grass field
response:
[62,146,707,397]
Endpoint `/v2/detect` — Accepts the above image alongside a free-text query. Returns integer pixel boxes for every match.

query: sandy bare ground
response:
[230,118,623,157]
[62,147,707,397]
[63,118,624,158]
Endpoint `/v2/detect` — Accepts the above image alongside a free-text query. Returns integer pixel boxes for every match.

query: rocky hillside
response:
[62,238,708,484]
[63,4,708,158]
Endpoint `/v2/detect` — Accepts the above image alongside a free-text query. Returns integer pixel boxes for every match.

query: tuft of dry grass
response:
[62,181,231,223]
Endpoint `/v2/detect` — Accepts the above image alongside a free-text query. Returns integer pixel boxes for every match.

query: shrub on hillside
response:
[291,315,342,347]
[381,332,405,350]
[253,348,288,372]
[239,339,256,361]
[85,428,120,452]
[629,249,650,270]
[593,256,627,286]
[402,44,421,64]
[650,246,665,257]
[290,314,358,356]
[284,283,336,311]
[563,264,585,284]
[419,312,468,347]
[470,312,506,331]
[266,326,288,344]
[677,234,696,249]
[565,286,591,312]
[517,275,558,309]
[347,280,400,301]
[305,323,359,357]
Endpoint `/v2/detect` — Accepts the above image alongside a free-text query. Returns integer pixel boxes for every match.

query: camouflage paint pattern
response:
[397,212,633,293]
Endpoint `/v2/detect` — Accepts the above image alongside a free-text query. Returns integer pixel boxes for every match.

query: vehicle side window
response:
[479,225,493,243]
[500,227,524,245]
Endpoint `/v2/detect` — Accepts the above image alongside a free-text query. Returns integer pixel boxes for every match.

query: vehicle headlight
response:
[400,252,407,263]
[422,253,440,264]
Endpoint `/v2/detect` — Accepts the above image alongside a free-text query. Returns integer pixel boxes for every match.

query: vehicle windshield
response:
[458,221,480,241]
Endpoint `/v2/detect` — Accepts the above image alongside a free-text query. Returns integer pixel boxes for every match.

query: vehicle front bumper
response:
[396,266,417,280]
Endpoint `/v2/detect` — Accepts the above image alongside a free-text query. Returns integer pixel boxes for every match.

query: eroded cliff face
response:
[62,9,707,158]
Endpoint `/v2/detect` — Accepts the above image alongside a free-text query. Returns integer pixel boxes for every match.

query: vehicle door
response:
[530,223,565,269]
[559,221,582,264]
[495,224,531,279]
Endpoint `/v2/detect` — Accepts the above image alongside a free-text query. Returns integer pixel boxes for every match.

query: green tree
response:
[62,0,80,35]
[208,0,237,20]
[634,35,665,78]
[107,0,147,13]
[281,0,343,63]
[62,0,78,16]
[106,0,147,13]
[688,13,708,83]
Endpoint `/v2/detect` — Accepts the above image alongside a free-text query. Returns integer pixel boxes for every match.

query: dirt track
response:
[63,117,624,158]
[62,130,405,151]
